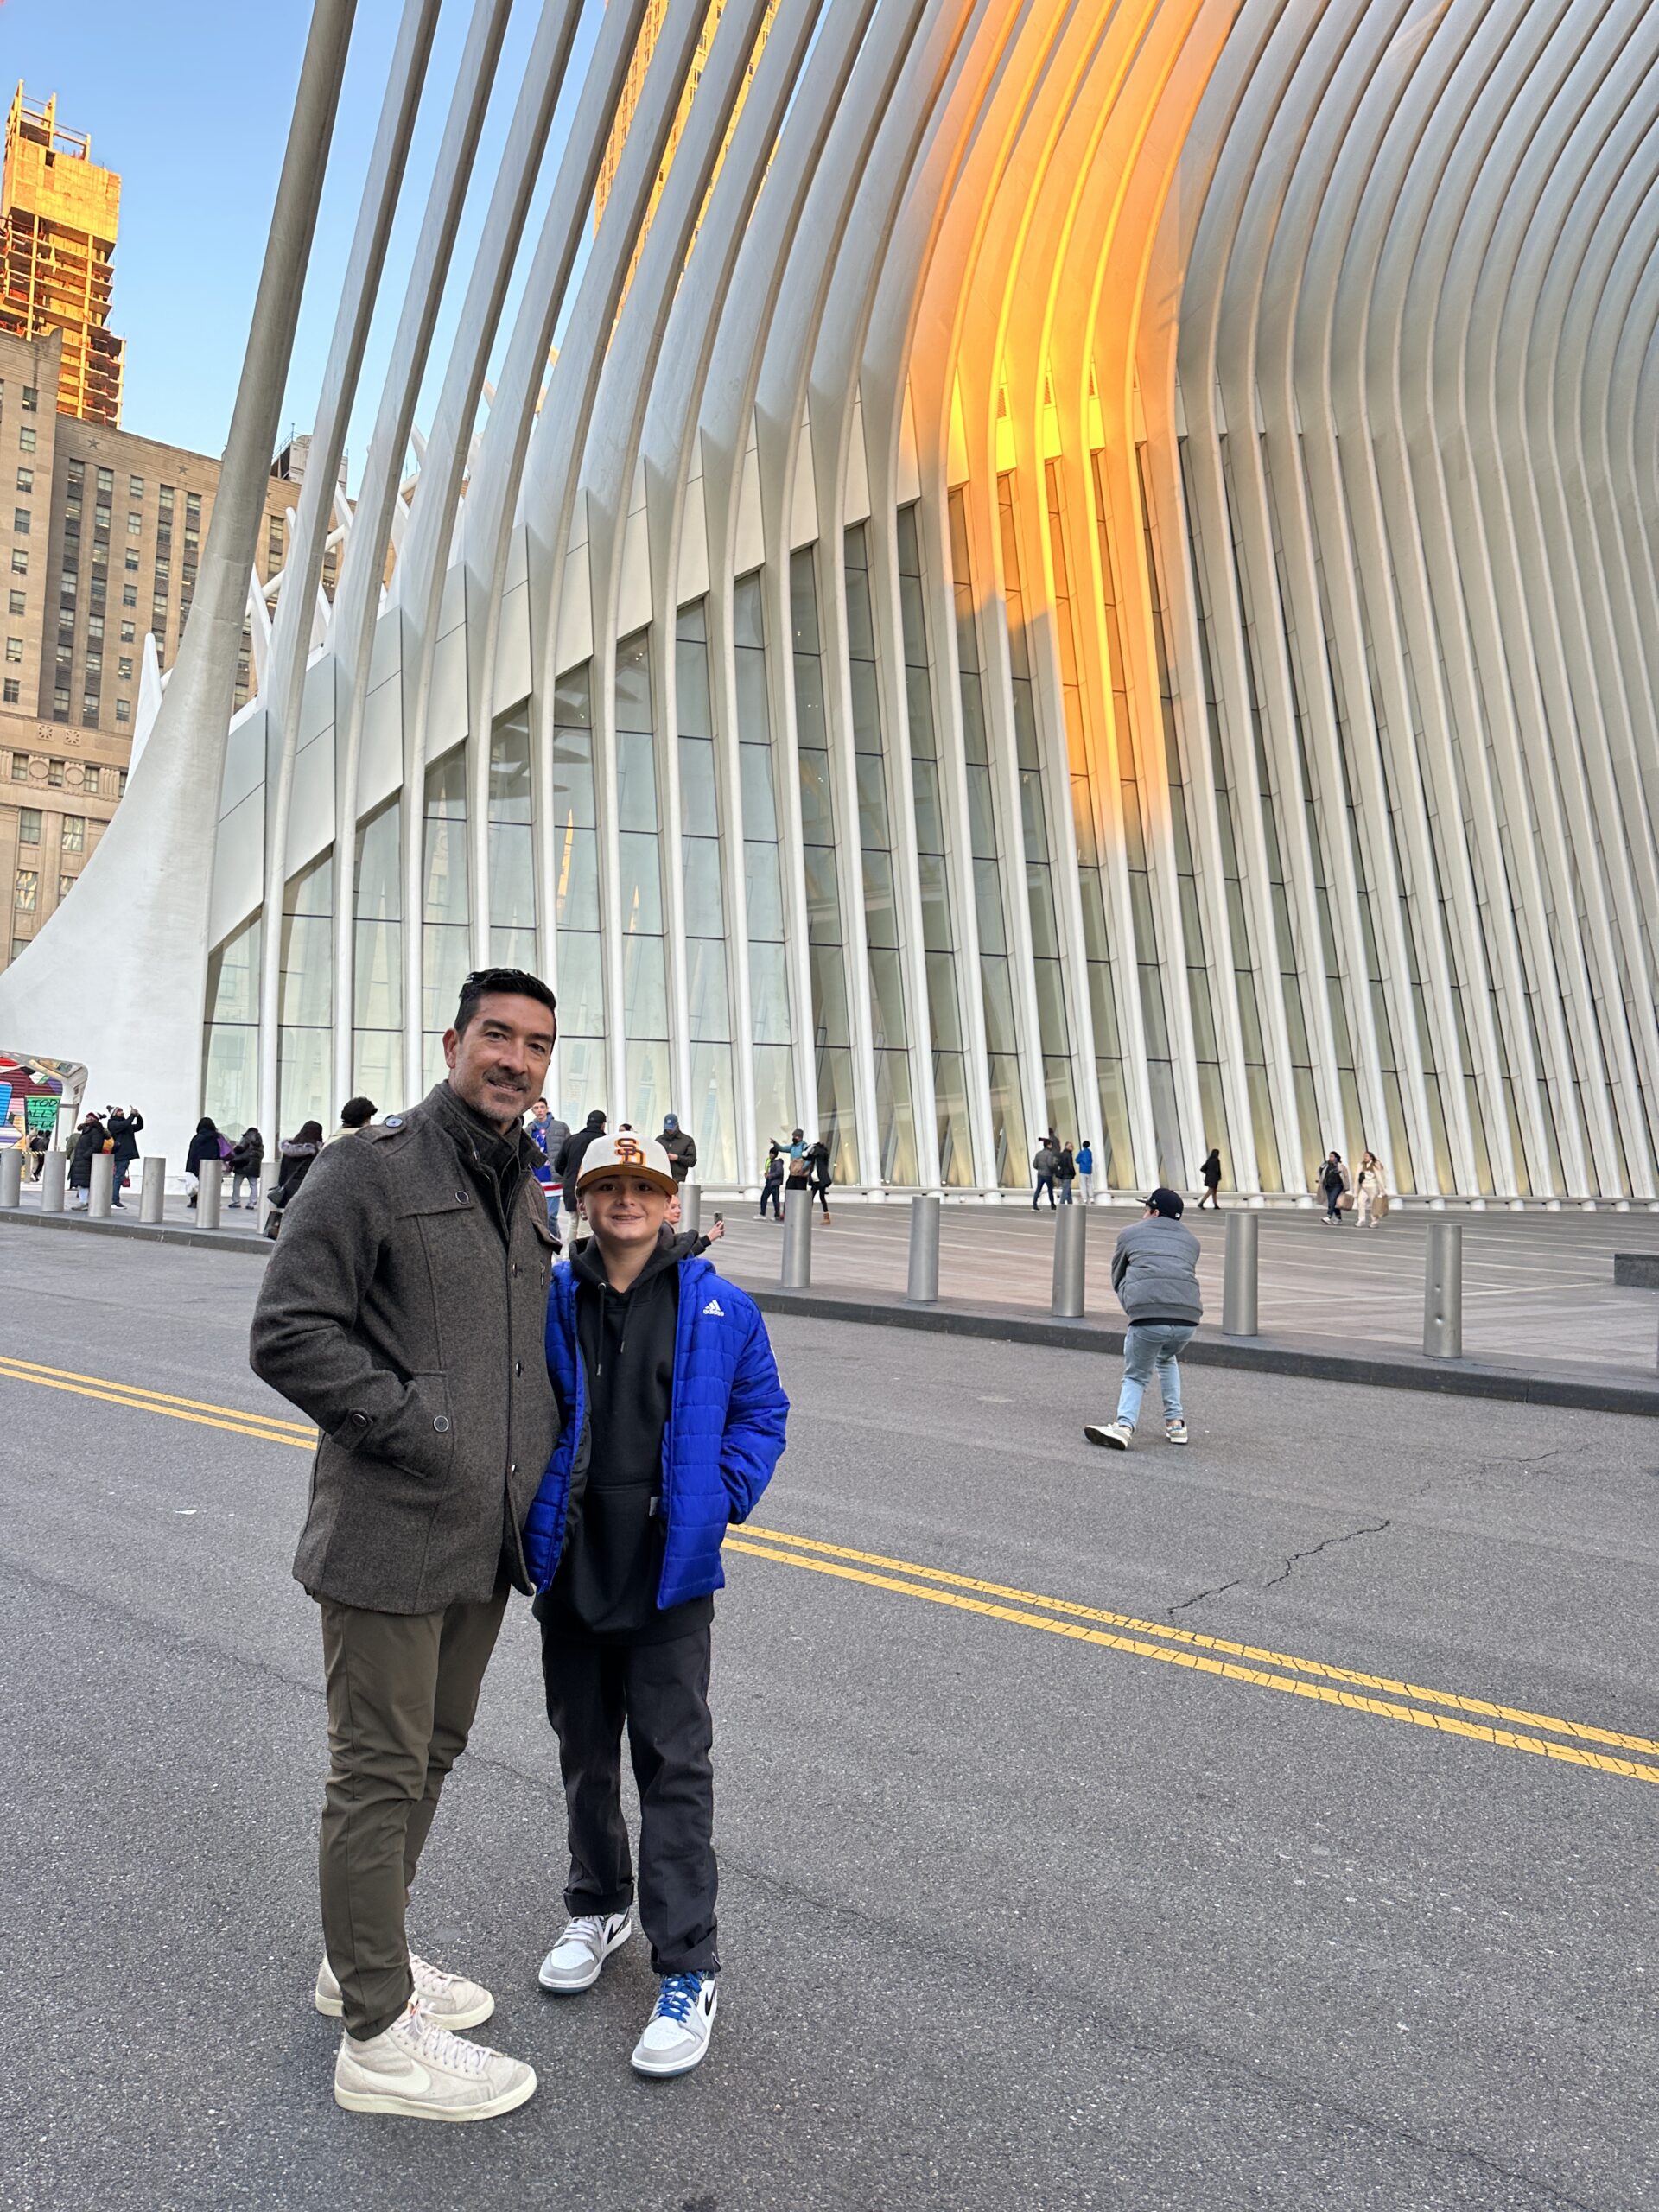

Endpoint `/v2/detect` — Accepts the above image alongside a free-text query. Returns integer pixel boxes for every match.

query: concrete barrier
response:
[1052,1202,1086,1319]
[906,1193,941,1305]
[1423,1221,1463,1359]
[0,1149,20,1208]
[198,1157,224,1230]
[89,1153,114,1219]
[140,1157,166,1225]
[1222,1210,1259,1337]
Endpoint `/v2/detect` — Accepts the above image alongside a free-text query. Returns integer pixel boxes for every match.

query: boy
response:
[524,1131,788,2077]
[1084,1187,1202,1451]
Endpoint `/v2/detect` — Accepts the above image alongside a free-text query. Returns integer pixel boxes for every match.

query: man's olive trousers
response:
[317,1583,507,2038]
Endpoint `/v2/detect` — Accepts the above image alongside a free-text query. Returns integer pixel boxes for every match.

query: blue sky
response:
[6,0,598,481]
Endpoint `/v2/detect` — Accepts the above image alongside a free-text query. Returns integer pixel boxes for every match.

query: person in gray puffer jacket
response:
[1086,1187,1203,1453]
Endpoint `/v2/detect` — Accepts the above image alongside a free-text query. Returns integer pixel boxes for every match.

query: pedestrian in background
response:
[561,1108,608,1221]
[250,967,560,2123]
[760,1143,784,1220]
[1058,1142,1077,1204]
[805,1136,833,1223]
[1077,1138,1095,1205]
[660,1112,697,1185]
[27,1124,48,1179]
[528,1098,569,1236]
[784,1135,810,1213]
[1355,1151,1389,1230]
[1198,1149,1222,1209]
[1319,1151,1350,1225]
[182,1116,221,1209]
[529,1130,788,2079]
[1085,1188,1202,1452]
[226,1128,264,1210]
[68,1112,106,1209]
[263,1121,325,1233]
[1032,1138,1060,1209]
[328,1096,377,1142]
[106,1104,143,1208]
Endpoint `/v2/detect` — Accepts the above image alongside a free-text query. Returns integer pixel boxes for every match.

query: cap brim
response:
[576,1166,678,1198]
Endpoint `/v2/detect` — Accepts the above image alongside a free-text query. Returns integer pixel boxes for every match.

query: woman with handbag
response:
[1355,1152,1389,1230]
[183,1117,222,1208]
[67,1114,106,1209]
[262,1120,324,1236]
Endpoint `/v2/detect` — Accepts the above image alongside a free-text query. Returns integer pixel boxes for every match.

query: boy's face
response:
[582,1173,671,1250]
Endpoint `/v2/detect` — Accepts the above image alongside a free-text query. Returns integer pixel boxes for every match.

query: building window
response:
[9,753,26,779]
[267,516,285,563]
[58,872,75,900]
[12,509,29,535]
[48,760,63,786]
[3,637,19,663]
[21,385,36,410]
[80,699,99,726]
[52,690,68,720]
[122,585,136,607]
[126,513,141,537]
[153,557,170,582]
[118,769,127,797]
[128,475,143,499]
[54,643,71,668]
[158,485,175,513]
[10,938,30,959]
[66,457,82,483]
[94,504,111,531]
[15,869,36,910]
[18,808,40,843]
[18,424,35,453]
[85,650,102,675]
[86,613,103,640]
[96,467,112,495]
[124,553,138,575]
[9,589,24,616]
[117,654,131,679]
[115,698,130,725]
[61,816,84,852]
[1,679,17,705]
[10,550,25,575]
[15,467,30,493]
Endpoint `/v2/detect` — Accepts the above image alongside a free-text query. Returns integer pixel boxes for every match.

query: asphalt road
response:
[2,1230,1655,2212]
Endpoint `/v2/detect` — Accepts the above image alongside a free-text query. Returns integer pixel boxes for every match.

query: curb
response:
[0,1206,270,1257]
[744,1284,1659,1419]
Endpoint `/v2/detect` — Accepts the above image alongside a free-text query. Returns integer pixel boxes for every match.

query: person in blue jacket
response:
[524,1129,788,2079]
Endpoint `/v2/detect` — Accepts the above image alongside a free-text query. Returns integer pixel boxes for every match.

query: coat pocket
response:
[364,1372,456,1483]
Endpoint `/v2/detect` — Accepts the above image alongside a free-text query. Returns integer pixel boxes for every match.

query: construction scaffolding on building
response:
[0,85,124,429]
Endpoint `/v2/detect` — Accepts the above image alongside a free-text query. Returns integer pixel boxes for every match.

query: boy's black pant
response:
[540,1624,719,1976]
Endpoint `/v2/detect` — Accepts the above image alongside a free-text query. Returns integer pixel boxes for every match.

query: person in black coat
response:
[560,1109,608,1220]
[68,1115,106,1205]
[105,1107,143,1209]
[1198,1148,1222,1209]
[227,1127,265,1210]
[804,1138,833,1223]
[270,1122,325,1207]
[184,1116,221,1208]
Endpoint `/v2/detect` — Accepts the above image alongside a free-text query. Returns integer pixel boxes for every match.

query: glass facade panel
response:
[279,852,333,1135]
[735,570,796,1154]
[554,663,604,1111]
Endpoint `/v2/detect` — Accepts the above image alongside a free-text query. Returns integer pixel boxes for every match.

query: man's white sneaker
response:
[315,1952,493,2031]
[537,1910,633,1994]
[333,1999,536,2121]
[631,1971,718,2078]
[1084,1421,1134,1451]
[1165,1420,1189,1446]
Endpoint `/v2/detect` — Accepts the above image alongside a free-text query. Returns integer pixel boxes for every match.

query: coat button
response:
[433,1415,451,1433]
[350,1411,371,1429]
[455,1190,467,1203]
[514,1359,523,1376]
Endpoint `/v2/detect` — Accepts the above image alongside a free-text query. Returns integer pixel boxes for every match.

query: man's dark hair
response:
[454,967,557,1037]
[340,1096,377,1128]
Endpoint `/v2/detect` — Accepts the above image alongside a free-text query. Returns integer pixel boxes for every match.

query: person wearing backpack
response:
[1032,1140,1060,1209]
[804,1136,833,1223]
[1057,1143,1077,1204]
[760,1143,785,1220]
[226,1128,265,1210]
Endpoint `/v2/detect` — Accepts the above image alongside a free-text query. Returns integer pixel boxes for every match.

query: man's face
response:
[531,1102,549,1125]
[582,1173,671,1253]
[444,994,556,1132]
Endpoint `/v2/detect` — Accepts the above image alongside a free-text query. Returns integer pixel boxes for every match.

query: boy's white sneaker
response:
[1084,1421,1134,1451]
[631,1971,718,2078]
[315,1951,493,2031]
[537,1910,633,1994]
[333,1999,536,2121]
[1165,1420,1189,1446]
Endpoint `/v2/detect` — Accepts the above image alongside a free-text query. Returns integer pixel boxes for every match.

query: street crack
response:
[1170,1518,1392,1615]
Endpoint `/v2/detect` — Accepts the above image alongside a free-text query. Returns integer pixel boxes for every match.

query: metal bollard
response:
[679,1182,702,1239]
[1423,1220,1463,1358]
[1051,1199,1086,1319]
[1222,1209,1259,1337]
[0,1149,20,1207]
[41,1150,66,1211]
[780,1185,812,1288]
[907,1192,941,1304]
[198,1156,224,1230]
[140,1156,166,1225]
[89,1152,114,1218]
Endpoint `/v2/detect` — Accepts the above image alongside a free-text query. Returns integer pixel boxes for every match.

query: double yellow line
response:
[3,1352,1655,1789]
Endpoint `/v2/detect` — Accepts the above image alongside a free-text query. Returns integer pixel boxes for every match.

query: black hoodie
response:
[559,1109,608,1216]
[535,1236,713,1644]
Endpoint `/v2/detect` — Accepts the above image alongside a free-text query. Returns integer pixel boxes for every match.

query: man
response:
[327,1095,377,1141]
[560,1107,607,1221]
[1032,1138,1060,1209]
[250,967,560,2122]
[659,1111,696,1185]
[1076,1138,1095,1206]
[526,1131,788,2079]
[529,1097,570,1231]
[1084,1187,1202,1452]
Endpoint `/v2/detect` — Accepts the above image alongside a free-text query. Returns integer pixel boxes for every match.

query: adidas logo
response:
[702,1298,724,1317]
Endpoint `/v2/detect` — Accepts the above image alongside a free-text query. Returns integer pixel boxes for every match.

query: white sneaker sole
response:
[1165,1433,1189,1446]
[631,1990,718,2079]
[333,2066,537,2121]
[315,1975,494,2033]
[1084,1426,1130,1451]
[537,1916,633,1994]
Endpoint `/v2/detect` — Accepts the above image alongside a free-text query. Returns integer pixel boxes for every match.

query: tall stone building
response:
[0,326,311,978]
[0,86,124,428]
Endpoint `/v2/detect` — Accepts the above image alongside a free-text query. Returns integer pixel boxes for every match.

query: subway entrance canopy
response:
[4,0,1658,1205]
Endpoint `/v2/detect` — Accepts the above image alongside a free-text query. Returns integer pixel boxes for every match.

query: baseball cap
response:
[575,1130,678,1197]
[1144,1186,1185,1217]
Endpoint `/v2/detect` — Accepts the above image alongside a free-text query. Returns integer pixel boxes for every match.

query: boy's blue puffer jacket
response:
[524,1254,789,1607]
